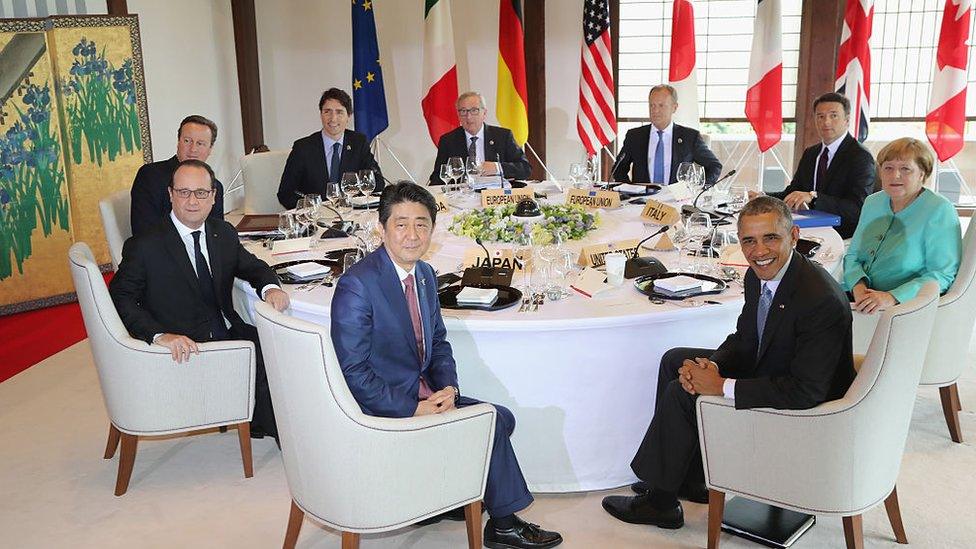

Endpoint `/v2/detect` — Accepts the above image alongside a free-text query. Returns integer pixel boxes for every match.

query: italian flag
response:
[422,0,459,145]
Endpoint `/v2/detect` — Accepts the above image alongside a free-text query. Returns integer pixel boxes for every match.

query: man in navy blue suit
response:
[330,182,562,549]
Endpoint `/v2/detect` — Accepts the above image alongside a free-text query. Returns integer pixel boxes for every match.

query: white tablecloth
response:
[237,186,843,492]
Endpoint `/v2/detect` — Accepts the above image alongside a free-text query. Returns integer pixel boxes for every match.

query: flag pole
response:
[374,137,418,185]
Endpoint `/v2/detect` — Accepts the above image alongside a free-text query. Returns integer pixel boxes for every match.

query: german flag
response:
[496,0,528,146]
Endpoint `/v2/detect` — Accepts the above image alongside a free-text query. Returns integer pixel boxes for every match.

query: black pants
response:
[226,323,277,438]
[631,347,716,493]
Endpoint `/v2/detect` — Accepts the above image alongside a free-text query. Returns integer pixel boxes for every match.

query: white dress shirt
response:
[321,131,345,178]
[646,122,674,184]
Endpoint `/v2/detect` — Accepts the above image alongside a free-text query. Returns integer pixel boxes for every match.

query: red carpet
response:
[0,273,113,383]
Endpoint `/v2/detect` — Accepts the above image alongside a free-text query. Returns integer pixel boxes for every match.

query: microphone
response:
[607,148,630,184]
[475,237,493,273]
[691,169,737,210]
[624,225,671,279]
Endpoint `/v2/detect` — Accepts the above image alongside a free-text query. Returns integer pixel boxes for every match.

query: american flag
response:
[576,0,616,157]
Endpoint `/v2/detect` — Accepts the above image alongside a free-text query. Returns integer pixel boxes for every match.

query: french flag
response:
[926,0,973,162]
[745,0,782,153]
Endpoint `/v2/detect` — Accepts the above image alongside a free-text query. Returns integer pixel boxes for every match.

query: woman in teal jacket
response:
[843,137,961,313]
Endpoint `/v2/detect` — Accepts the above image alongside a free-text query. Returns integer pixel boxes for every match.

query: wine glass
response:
[683,212,712,273]
[465,157,482,193]
[358,170,376,209]
[569,163,585,189]
[447,156,465,195]
[278,212,297,239]
[341,171,361,204]
[586,157,600,187]
[439,164,452,192]
[294,197,312,231]
[709,228,739,275]
[549,249,577,299]
[325,181,345,216]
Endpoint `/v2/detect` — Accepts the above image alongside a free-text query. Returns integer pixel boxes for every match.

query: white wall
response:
[127,0,245,210]
[255,0,588,185]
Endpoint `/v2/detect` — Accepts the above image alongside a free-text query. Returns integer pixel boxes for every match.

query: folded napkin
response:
[272,237,313,256]
[349,195,381,207]
[654,275,702,293]
[285,262,331,278]
[615,183,650,194]
[456,286,499,305]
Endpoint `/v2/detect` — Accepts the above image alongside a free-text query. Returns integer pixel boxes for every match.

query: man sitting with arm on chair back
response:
[602,196,855,530]
[331,182,562,549]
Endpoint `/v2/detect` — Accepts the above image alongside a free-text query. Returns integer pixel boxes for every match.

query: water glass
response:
[514,232,534,292]
[278,212,297,239]
[569,163,585,189]
[447,156,465,195]
[683,212,712,272]
[465,157,482,192]
[358,170,377,204]
[728,184,749,213]
[605,252,626,286]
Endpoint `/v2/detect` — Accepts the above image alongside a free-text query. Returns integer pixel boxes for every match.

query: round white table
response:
[237,186,843,492]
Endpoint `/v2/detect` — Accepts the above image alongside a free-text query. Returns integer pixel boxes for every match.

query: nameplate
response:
[481,187,534,207]
[578,239,639,267]
[462,247,525,271]
[434,193,450,212]
[640,199,680,226]
[564,188,621,210]
[668,180,692,201]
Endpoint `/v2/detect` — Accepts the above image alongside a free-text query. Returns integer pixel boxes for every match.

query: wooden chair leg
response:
[103,423,121,459]
[283,500,304,549]
[464,500,483,549]
[940,385,964,443]
[237,422,254,478]
[341,532,360,549]
[951,382,962,411]
[707,489,725,549]
[884,486,909,544]
[842,514,864,549]
[114,433,138,496]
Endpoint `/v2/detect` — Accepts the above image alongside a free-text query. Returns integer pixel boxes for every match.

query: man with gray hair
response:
[611,84,722,186]
[429,91,531,184]
[602,196,854,531]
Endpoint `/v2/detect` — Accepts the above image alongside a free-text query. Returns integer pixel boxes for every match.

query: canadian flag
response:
[745,0,782,152]
[835,0,874,142]
[669,0,699,129]
[926,0,973,162]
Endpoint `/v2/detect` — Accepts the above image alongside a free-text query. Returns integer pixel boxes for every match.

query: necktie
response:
[468,136,478,161]
[815,147,829,192]
[329,142,341,183]
[756,283,773,348]
[404,274,432,399]
[653,130,665,184]
[191,231,228,340]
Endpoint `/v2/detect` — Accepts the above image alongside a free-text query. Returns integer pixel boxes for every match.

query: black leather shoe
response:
[630,481,709,504]
[601,494,684,529]
[484,516,563,548]
[415,506,468,526]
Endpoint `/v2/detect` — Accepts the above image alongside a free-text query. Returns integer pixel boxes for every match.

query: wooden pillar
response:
[231,0,265,153]
[525,0,546,180]
[106,0,128,15]
[793,0,845,170]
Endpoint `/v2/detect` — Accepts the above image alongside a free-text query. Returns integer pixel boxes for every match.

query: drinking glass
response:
[709,228,739,275]
[447,156,465,195]
[683,212,712,273]
[728,183,749,213]
[569,163,586,189]
[465,157,482,193]
[439,164,452,191]
[586,157,599,187]
[358,170,376,207]
[342,249,363,274]
[676,162,696,186]
[294,197,313,232]
[341,172,361,204]
[549,249,577,299]
[278,212,297,239]
[514,231,534,292]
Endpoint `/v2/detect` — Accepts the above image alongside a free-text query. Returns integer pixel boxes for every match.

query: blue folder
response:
[792,209,841,228]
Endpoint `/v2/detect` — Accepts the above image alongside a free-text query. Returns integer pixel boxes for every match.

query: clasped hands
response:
[414,387,458,416]
[677,358,726,396]
[851,282,896,314]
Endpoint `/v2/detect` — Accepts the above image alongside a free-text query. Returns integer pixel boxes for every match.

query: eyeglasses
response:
[457,108,482,116]
[171,188,214,199]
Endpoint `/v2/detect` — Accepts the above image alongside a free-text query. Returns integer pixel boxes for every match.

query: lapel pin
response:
[489,140,495,146]
[346,144,352,151]
[779,304,785,309]
[677,138,683,144]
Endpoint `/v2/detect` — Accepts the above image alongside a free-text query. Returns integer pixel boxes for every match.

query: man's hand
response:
[155,333,199,363]
[783,191,814,210]
[686,358,725,396]
[263,288,290,312]
[852,288,897,314]
[677,358,717,395]
[414,400,441,416]
[427,387,457,413]
[480,161,500,176]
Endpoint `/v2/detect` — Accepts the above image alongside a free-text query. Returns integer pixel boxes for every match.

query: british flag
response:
[834,0,874,143]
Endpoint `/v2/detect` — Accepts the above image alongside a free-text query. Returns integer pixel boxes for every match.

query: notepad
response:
[455,286,499,305]
[654,275,702,293]
[570,268,613,298]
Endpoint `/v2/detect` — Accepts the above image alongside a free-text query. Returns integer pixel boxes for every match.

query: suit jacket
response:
[611,123,722,186]
[331,246,459,418]
[429,124,531,184]
[769,134,876,238]
[130,155,225,237]
[277,129,384,209]
[710,251,855,410]
[109,216,279,344]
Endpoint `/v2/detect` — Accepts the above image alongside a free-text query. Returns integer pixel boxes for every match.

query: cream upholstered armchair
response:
[98,189,131,270]
[68,242,257,496]
[252,301,496,549]
[698,282,941,549]
[852,219,976,442]
[241,150,289,214]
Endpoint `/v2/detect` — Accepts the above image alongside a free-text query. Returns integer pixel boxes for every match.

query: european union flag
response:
[352,0,388,142]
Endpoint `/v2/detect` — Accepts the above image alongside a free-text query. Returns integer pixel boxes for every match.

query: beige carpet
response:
[1,339,974,548]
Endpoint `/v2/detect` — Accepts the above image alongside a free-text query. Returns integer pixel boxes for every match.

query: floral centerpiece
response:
[449,203,599,245]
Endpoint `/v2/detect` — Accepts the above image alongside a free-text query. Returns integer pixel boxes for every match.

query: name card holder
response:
[578,239,640,267]
[481,187,534,207]
[565,188,622,210]
[434,193,450,212]
[640,199,680,226]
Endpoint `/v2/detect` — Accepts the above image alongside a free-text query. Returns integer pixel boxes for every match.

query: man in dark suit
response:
[130,115,225,236]
[277,88,383,209]
[611,84,722,186]
[110,159,290,440]
[763,92,876,238]
[602,196,855,530]
[428,91,531,184]
[331,182,562,549]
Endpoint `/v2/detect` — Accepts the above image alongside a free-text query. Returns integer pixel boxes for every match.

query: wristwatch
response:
[809,190,818,205]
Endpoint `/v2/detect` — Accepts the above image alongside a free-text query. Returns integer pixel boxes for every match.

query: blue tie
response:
[756,283,773,348]
[653,130,665,183]
[329,142,341,183]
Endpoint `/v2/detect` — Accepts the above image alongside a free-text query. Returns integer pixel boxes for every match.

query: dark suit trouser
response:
[457,396,533,518]
[226,323,277,438]
[632,347,716,493]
